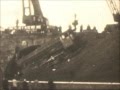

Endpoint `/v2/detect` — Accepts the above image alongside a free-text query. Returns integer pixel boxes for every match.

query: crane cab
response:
[23,15,47,26]
[22,0,48,26]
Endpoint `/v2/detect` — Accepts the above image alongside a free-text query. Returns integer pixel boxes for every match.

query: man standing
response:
[48,80,55,90]
[22,79,29,90]
[2,78,9,90]
[11,79,18,90]
[0,67,3,90]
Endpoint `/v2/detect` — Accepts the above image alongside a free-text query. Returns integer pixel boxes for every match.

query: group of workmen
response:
[1,78,55,90]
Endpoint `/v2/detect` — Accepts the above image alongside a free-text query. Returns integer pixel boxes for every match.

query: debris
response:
[52,68,56,71]
[67,59,70,62]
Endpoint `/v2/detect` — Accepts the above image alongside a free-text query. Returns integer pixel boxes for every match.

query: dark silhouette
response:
[41,23,47,35]
[17,45,40,59]
[15,46,20,54]
[93,26,96,30]
[33,80,39,90]
[11,79,18,90]
[48,80,55,90]
[92,26,98,33]
[2,78,9,90]
[22,80,29,90]
[72,14,78,30]
[80,25,83,32]
[68,25,74,35]
[4,59,20,80]
[87,25,91,30]
[59,26,62,32]
[0,68,3,90]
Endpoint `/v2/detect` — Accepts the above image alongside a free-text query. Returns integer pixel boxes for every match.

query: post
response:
[28,0,31,15]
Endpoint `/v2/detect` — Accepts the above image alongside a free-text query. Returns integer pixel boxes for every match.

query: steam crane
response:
[106,0,120,24]
[22,0,48,26]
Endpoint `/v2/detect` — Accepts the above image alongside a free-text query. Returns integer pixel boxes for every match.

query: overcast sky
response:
[1,0,119,32]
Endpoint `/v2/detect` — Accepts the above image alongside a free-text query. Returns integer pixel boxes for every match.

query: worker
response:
[48,80,55,90]
[0,68,3,90]
[28,81,33,90]
[80,25,83,32]
[41,23,47,35]
[87,25,91,30]
[68,25,73,34]
[59,26,62,33]
[11,79,18,90]
[92,26,98,32]
[68,25,72,30]
[67,25,76,38]
[33,80,39,90]
[22,79,29,90]
[2,78,9,90]
[16,19,19,30]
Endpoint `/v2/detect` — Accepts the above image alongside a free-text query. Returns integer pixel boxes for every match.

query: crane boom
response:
[31,0,43,17]
[22,0,47,26]
[106,0,120,23]
[106,0,119,14]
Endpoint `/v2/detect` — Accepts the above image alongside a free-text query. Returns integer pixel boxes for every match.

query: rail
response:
[7,81,120,90]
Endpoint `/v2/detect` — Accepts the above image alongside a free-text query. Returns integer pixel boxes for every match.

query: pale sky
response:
[0,0,119,32]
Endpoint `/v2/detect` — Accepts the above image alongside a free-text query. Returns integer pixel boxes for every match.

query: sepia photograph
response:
[0,0,120,90]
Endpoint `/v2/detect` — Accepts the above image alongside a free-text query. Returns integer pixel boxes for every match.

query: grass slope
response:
[23,29,120,82]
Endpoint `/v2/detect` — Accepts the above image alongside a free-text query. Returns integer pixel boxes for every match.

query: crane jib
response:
[30,0,43,17]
